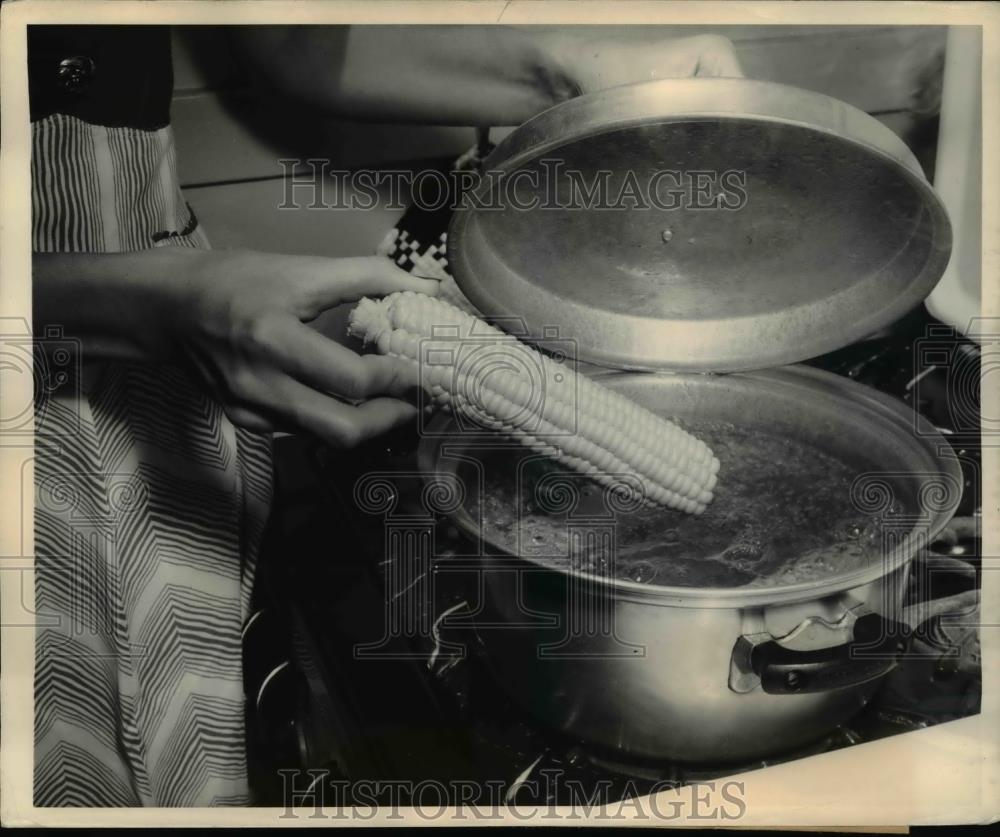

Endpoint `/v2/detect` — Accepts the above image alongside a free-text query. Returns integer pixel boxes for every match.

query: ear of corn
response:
[348,292,719,514]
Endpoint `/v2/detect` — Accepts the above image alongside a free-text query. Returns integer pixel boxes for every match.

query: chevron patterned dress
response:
[32,113,273,806]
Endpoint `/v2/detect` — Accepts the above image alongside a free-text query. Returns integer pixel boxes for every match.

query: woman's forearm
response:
[32,249,195,362]
[228,27,743,126]
[230,25,580,125]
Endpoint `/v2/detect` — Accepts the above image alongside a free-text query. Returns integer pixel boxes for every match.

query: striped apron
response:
[32,113,273,806]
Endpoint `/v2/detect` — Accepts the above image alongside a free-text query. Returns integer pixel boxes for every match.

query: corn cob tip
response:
[348,297,391,345]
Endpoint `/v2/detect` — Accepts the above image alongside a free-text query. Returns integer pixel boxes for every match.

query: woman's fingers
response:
[320,397,419,449]
[297,255,440,313]
[690,35,744,78]
[225,404,277,434]
[266,373,418,448]
[248,314,423,400]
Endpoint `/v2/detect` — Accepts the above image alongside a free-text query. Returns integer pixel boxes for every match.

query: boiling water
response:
[468,422,905,588]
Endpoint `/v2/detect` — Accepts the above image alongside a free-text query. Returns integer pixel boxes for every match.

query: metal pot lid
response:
[448,78,952,372]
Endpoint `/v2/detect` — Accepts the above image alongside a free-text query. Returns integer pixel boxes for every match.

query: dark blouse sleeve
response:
[28,24,173,130]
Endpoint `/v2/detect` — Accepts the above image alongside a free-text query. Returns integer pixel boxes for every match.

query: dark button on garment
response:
[56,56,96,93]
[29,25,173,130]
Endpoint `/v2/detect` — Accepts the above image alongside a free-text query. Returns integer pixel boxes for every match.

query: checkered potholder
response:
[376,140,494,314]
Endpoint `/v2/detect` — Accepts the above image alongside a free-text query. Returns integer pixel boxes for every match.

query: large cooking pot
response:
[413,78,959,763]
[417,367,962,763]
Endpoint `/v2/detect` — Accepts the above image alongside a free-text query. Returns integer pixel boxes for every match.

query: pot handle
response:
[730,609,909,695]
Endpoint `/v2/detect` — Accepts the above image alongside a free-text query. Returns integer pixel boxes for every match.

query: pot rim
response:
[418,365,964,608]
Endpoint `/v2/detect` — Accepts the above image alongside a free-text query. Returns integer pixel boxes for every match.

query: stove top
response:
[246,306,983,807]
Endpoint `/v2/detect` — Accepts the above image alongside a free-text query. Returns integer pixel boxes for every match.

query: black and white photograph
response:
[0,0,996,828]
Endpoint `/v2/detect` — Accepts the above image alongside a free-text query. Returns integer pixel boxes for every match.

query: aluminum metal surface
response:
[415,368,962,762]
[448,78,952,372]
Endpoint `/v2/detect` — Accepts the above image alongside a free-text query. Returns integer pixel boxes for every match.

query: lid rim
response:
[448,78,953,372]
[482,77,927,182]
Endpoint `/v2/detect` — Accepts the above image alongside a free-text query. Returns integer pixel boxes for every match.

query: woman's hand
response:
[171,251,439,445]
[550,32,745,94]
[34,249,438,447]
